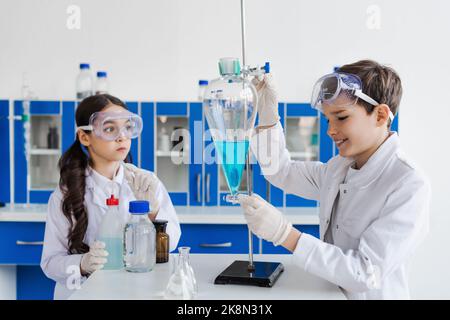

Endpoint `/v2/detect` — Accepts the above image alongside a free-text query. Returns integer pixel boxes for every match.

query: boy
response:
[239,60,430,299]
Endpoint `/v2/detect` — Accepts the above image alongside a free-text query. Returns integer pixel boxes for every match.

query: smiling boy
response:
[239,60,431,299]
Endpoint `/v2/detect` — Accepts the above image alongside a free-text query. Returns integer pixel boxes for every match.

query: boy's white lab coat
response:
[40,164,181,300]
[252,123,430,299]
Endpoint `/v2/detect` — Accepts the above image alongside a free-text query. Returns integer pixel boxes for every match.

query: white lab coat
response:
[252,122,430,299]
[40,163,181,300]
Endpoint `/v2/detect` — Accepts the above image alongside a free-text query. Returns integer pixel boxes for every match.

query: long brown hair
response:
[58,94,130,254]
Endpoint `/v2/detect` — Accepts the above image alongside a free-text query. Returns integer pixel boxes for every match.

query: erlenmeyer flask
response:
[203,57,257,203]
[164,247,197,300]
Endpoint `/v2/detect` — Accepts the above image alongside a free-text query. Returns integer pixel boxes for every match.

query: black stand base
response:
[214,260,284,287]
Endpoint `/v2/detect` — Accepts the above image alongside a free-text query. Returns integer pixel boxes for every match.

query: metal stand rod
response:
[240,0,255,272]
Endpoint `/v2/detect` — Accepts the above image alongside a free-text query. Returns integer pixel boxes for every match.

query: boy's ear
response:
[375,104,391,127]
[77,130,91,147]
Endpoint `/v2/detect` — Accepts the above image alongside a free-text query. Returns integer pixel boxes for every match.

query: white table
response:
[69,254,345,300]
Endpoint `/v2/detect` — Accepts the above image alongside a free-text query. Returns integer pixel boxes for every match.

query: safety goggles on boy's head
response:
[311,72,394,122]
[77,111,143,141]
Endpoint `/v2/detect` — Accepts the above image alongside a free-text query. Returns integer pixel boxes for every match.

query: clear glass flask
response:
[164,247,198,300]
[123,201,156,273]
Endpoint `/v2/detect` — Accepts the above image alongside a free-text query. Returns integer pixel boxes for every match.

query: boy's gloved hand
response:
[123,163,160,214]
[238,194,292,246]
[251,74,280,127]
[80,241,108,275]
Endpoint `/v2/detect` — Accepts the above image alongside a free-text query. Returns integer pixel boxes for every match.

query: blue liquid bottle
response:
[97,195,124,270]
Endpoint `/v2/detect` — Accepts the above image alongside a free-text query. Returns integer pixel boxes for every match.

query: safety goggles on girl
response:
[311,72,394,122]
[77,111,143,141]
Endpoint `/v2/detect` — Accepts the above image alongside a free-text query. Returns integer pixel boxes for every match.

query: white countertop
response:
[69,254,345,300]
[0,204,319,225]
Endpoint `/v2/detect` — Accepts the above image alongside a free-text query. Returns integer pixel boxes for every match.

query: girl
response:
[41,94,181,300]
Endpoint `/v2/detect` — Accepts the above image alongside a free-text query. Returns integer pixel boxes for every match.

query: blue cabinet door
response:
[284,103,318,207]
[177,224,259,254]
[141,102,155,171]
[189,102,203,206]
[0,100,10,204]
[126,101,139,166]
[203,119,218,206]
[14,101,61,204]
[154,102,188,206]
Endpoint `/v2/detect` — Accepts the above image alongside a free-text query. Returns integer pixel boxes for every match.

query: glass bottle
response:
[97,194,124,270]
[164,247,198,300]
[153,220,169,263]
[124,201,156,273]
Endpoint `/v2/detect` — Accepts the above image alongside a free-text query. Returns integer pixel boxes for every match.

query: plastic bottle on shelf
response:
[76,63,94,100]
[95,71,109,94]
[198,80,208,101]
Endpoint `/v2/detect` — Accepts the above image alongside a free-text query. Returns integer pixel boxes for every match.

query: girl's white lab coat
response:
[40,164,181,300]
[252,123,430,299]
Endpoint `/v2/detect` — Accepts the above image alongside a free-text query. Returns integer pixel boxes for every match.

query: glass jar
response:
[153,219,169,263]
[123,201,156,272]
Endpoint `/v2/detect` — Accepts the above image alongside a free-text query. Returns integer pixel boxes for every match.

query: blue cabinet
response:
[177,224,259,254]
[0,100,10,204]
[0,221,55,300]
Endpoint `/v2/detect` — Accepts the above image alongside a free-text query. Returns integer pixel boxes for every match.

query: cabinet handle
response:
[16,241,44,246]
[199,242,232,248]
[196,173,201,203]
[205,173,211,203]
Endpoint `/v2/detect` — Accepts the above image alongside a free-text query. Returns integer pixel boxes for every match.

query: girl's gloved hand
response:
[238,194,292,246]
[251,74,280,127]
[123,163,160,215]
[80,241,108,275]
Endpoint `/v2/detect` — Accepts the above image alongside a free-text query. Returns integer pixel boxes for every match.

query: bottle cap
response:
[80,63,90,70]
[106,194,119,206]
[129,200,150,214]
[97,71,107,78]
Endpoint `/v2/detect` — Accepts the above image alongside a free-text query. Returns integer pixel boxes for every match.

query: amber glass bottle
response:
[153,220,169,263]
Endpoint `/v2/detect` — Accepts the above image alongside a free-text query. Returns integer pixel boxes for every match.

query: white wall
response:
[1,0,449,298]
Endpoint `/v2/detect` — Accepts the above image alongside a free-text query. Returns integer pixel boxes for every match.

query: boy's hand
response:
[123,163,160,215]
[238,194,292,246]
[252,74,280,127]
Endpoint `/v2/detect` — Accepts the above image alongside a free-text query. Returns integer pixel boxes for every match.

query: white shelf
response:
[290,151,317,159]
[30,148,61,156]
[155,150,188,157]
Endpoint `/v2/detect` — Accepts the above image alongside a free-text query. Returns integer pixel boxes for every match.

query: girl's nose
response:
[327,122,337,137]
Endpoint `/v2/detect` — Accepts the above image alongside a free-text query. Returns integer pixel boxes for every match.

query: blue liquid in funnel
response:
[214,140,249,195]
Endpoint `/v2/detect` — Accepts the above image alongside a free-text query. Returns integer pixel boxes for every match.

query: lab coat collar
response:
[338,132,399,188]
[85,163,132,209]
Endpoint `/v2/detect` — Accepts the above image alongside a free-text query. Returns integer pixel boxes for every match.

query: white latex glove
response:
[251,73,280,127]
[239,194,292,246]
[123,163,160,214]
[80,241,108,275]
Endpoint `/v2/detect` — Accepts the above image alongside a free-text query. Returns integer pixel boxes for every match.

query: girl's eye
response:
[104,126,116,133]
[337,116,348,121]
